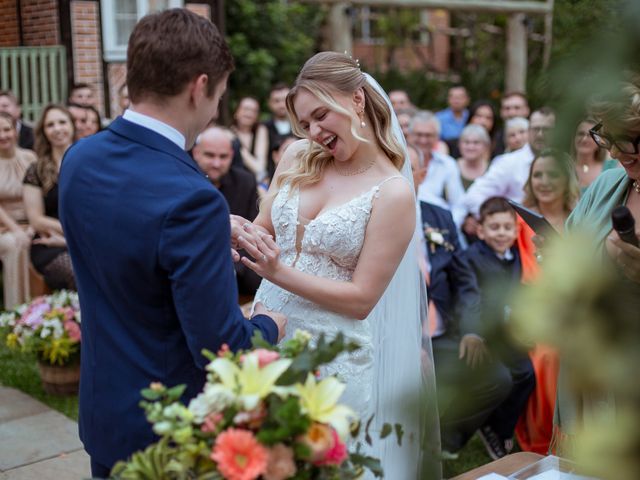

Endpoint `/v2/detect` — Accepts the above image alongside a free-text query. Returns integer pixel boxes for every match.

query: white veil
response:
[364,73,442,479]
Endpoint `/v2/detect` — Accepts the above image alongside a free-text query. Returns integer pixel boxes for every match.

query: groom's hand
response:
[230,215,252,249]
[254,302,287,342]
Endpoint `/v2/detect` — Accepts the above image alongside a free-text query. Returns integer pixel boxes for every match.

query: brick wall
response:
[71,0,104,114]
[352,9,451,74]
[0,0,21,46]
[103,3,212,118]
[21,0,60,46]
[185,3,210,19]
[107,62,126,119]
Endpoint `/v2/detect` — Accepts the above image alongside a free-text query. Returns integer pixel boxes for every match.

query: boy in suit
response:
[408,143,513,455]
[464,197,535,459]
[59,9,286,477]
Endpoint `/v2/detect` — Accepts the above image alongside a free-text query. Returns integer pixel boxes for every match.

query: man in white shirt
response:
[463,107,556,218]
[410,110,466,227]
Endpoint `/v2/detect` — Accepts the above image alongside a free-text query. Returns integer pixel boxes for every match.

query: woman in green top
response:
[571,117,619,191]
[554,75,640,452]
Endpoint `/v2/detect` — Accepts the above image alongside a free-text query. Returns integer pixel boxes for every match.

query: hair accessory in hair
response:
[343,51,361,70]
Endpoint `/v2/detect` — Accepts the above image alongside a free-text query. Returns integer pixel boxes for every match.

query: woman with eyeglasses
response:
[571,117,618,190]
[553,75,640,453]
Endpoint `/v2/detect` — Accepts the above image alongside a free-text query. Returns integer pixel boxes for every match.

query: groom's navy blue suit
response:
[59,117,278,469]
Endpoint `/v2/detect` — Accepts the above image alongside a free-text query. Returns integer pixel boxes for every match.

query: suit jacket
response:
[18,122,34,150]
[217,166,259,221]
[464,240,521,332]
[59,117,278,467]
[216,167,261,294]
[420,201,481,338]
[263,117,291,178]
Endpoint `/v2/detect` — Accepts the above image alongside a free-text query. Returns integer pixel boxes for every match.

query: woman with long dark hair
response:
[23,104,76,290]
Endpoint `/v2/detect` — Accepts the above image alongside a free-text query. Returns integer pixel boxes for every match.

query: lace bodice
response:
[254,176,403,419]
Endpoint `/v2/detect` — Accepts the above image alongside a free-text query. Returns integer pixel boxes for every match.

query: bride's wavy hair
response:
[276,52,404,193]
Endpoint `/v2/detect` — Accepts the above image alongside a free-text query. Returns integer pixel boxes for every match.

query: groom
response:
[58,9,286,478]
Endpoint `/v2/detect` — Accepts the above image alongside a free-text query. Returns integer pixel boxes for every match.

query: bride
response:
[234,52,440,478]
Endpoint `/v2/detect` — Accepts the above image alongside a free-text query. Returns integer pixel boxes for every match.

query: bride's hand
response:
[230,215,253,249]
[238,228,282,280]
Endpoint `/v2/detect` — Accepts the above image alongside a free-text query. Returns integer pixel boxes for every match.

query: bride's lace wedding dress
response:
[254,175,431,479]
[255,177,401,417]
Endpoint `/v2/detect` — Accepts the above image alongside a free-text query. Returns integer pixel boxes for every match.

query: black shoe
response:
[478,425,507,460]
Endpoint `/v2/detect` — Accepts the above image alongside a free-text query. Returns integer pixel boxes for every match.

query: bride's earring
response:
[358,109,366,128]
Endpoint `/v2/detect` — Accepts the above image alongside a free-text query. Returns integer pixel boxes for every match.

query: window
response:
[101,0,183,62]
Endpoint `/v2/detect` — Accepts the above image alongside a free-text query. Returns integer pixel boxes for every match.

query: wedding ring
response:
[262,255,267,262]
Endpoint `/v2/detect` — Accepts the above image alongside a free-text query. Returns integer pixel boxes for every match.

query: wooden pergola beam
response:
[303,0,552,15]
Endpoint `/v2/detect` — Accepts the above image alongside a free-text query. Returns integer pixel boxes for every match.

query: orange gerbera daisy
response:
[211,428,268,480]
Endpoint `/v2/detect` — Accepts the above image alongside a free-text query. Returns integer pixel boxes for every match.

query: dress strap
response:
[373,175,408,191]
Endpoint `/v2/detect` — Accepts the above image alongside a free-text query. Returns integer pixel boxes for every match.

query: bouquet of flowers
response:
[111,332,397,480]
[0,290,81,366]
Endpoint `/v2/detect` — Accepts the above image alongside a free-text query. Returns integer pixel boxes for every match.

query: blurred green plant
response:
[225,0,324,112]
[511,232,640,480]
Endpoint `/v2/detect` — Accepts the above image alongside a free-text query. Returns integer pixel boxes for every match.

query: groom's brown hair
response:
[126,8,234,103]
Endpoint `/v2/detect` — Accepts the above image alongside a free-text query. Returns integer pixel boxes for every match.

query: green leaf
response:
[350,453,384,478]
[394,423,404,447]
[140,388,161,401]
[167,384,187,400]
[364,414,374,446]
[380,423,392,439]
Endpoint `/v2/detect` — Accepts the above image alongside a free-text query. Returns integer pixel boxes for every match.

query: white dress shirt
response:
[417,150,466,227]
[123,109,186,150]
[462,143,534,216]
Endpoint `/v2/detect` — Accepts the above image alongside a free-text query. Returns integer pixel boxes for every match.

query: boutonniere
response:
[424,224,455,253]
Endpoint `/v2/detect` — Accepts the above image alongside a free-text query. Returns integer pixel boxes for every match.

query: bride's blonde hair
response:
[276,51,405,193]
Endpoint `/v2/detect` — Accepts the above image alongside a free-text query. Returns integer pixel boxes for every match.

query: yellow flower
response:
[295,374,356,439]
[5,333,18,349]
[208,352,292,410]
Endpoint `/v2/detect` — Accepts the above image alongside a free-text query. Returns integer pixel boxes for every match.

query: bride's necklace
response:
[334,158,375,176]
[581,164,590,173]
[633,180,640,193]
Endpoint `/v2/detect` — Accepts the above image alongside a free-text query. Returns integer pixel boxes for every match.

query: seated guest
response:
[259,135,297,197]
[0,90,34,150]
[436,85,470,153]
[389,89,413,113]
[463,107,556,219]
[67,83,96,108]
[0,112,36,307]
[409,144,513,455]
[410,110,466,228]
[572,117,617,190]
[192,126,261,295]
[514,150,580,454]
[67,103,88,141]
[83,105,102,137]
[22,105,76,290]
[464,197,536,459]
[263,83,291,180]
[504,117,529,154]
[68,104,102,140]
[458,124,492,243]
[465,100,498,157]
[230,96,268,179]
[457,124,491,191]
[494,92,531,155]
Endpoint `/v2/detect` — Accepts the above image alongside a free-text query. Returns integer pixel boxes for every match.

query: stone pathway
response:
[0,386,90,479]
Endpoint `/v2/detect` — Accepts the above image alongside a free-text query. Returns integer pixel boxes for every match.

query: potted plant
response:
[1,290,81,395]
